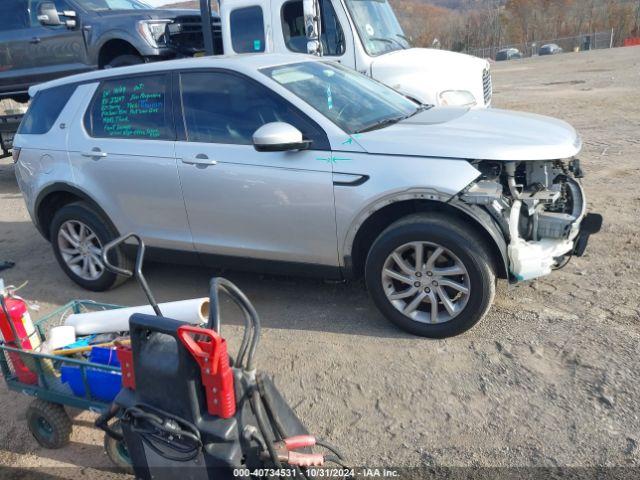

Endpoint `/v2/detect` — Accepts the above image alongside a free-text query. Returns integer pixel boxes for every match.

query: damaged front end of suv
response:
[462,157,602,282]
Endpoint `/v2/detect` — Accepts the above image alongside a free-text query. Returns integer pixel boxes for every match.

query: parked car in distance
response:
[13,54,601,338]
[0,0,220,102]
[539,43,563,55]
[496,48,523,61]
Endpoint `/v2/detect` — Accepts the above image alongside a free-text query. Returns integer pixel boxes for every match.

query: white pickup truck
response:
[211,0,492,108]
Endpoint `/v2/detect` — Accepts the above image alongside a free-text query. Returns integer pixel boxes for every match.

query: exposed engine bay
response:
[461,158,593,281]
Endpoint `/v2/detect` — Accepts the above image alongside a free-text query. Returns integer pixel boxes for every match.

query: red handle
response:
[283,435,316,450]
[177,325,222,370]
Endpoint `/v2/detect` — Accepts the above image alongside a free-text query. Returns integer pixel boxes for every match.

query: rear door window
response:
[86,74,174,140]
[18,83,77,135]
[0,0,29,31]
[230,6,266,53]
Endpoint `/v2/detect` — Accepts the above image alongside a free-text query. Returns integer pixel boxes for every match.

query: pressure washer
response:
[95,233,347,478]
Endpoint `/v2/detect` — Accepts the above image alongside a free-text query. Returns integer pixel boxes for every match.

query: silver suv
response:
[13,54,600,338]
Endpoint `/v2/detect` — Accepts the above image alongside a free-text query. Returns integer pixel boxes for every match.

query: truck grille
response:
[483,68,492,106]
[166,16,223,56]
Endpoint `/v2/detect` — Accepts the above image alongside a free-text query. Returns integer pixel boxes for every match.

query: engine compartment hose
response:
[505,161,523,200]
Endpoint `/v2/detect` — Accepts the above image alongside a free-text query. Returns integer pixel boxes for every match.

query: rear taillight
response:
[12,147,21,163]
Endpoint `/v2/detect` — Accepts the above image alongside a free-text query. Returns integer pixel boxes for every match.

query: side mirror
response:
[37,2,63,26]
[253,123,311,152]
[307,40,322,56]
[303,0,322,56]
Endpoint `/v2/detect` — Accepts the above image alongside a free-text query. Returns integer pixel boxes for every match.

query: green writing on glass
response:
[100,81,164,139]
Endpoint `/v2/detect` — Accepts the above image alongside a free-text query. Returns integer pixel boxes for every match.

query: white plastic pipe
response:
[65,298,210,335]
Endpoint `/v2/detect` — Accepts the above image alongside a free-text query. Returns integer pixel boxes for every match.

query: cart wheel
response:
[26,399,72,449]
[104,421,133,474]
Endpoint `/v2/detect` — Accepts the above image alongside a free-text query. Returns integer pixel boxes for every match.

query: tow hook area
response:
[573,213,603,257]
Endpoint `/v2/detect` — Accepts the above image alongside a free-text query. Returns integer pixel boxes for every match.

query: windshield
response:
[344,0,410,56]
[262,61,420,134]
[73,0,152,11]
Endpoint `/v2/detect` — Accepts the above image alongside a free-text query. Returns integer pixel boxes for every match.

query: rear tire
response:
[26,400,72,449]
[105,54,144,69]
[365,214,496,338]
[50,202,131,291]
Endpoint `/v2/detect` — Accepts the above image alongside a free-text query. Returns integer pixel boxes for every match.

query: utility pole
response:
[200,0,215,56]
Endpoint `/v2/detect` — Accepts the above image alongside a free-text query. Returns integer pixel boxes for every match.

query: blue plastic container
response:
[60,347,122,402]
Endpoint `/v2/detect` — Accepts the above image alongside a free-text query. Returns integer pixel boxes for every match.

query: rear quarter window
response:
[85,74,174,140]
[18,84,77,135]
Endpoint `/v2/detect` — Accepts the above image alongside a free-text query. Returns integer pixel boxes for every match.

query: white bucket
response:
[48,326,77,351]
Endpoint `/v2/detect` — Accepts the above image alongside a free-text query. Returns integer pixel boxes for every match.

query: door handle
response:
[181,154,217,166]
[333,173,369,186]
[30,37,41,44]
[81,148,108,159]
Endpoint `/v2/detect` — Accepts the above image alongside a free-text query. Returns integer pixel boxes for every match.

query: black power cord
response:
[125,405,202,463]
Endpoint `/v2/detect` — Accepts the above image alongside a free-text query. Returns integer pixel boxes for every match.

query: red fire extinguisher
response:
[0,289,40,385]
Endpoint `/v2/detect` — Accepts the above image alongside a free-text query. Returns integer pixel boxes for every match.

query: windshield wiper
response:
[368,36,407,50]
[355,105,432,134]
[355,115,406,134]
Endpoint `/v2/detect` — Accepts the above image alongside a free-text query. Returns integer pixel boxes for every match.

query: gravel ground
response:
[0,46,639,478]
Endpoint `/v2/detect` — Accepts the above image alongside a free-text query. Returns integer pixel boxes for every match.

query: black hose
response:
[250,388,283,469]
[95,403,124,442]
[207,278,221,333]
[256,375,286,440]
[324,455,350,469]
[316,439,345,461]
[256,376,308,479]
[210,278,261,371]
[125,405,202,462]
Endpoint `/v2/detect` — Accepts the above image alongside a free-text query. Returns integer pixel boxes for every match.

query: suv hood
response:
[355,107,582,161]
[370,48,489,107]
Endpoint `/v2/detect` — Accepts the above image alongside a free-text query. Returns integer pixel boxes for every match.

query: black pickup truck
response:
[0,0,222,103]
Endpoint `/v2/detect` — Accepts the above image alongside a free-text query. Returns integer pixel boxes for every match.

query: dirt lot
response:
[0,46,639,478]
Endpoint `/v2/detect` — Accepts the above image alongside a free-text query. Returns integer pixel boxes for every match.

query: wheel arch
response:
[98,38,143,69]
[345,197,509,280]
[34,183,120,241]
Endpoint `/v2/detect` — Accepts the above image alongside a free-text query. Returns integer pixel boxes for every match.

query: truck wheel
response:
[104,421,133,474]
[50,202,132,291]
[26,400,72,449]
[365,214,496,338]
[105,54,144,69]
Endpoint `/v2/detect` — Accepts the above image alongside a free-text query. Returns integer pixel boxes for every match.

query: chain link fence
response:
[468,30,615,60]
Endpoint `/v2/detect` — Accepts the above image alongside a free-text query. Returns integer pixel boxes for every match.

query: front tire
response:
[365,214,496,338]
[50,202,131,291]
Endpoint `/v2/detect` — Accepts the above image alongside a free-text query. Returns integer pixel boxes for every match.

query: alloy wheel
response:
[57,220,105,281]
[381,241,470,324]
